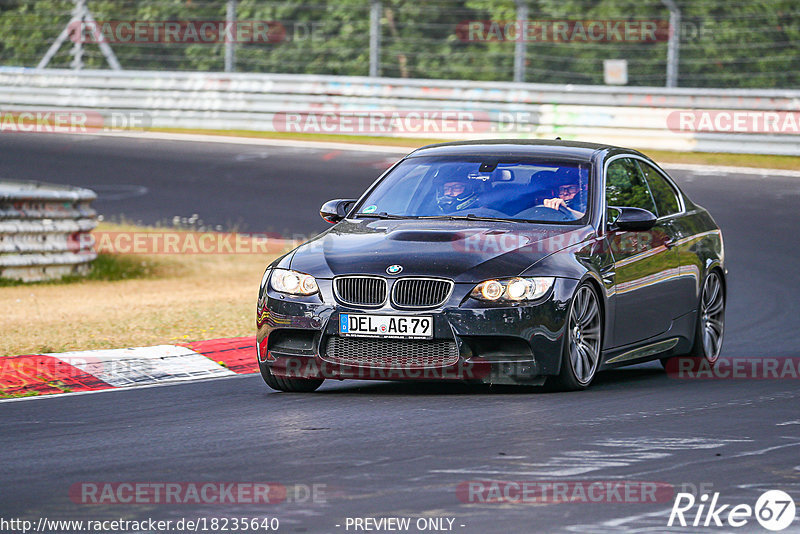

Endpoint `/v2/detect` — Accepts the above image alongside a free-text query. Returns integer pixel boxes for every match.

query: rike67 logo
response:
[669,490,796,531]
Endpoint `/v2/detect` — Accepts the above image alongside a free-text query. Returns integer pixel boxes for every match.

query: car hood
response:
[288,219,594,282]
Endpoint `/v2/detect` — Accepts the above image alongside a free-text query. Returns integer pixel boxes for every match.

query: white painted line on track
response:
[663,162,800,178]
[89,131,800,177]
[0,372,254,404]
[98,131,411,154]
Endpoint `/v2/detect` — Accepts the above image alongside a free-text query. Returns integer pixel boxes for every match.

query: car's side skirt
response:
[604,338,680,365]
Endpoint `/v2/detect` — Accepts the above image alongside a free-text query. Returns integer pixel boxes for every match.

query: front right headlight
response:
[258,268,272,300]
[270,268,319,296]
[470,277,555,302]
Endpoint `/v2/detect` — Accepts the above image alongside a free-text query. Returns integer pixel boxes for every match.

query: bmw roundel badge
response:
[386,264,403,274]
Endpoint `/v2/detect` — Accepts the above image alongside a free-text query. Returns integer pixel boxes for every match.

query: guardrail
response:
[1,68,798,155]
[0,180,97,282]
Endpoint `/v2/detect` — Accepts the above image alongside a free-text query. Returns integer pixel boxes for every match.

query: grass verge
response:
[151,128,800,171]
[0,390,41,399]
[1,223,282,356]
[0,253,163,287]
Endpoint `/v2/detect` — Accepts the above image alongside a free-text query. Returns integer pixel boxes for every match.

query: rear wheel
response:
[661,270,725,368]
[549,283,603,391]
[258,359,324,392]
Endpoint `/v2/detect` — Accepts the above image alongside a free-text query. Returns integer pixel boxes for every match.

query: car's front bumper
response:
[256,278,578,385]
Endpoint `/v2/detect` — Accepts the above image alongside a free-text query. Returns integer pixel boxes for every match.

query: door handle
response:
[663,238,675,249]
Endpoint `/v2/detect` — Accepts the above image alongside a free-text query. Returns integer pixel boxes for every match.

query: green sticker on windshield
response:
[363,205,378,213]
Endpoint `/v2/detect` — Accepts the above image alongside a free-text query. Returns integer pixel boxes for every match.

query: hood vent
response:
[388,230,462,242]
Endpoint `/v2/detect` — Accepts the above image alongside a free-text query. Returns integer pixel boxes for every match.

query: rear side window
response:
[605,158,656,213]
[639,161,681,217]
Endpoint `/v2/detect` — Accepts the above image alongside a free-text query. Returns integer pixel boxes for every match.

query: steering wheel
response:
[515,204,575,222]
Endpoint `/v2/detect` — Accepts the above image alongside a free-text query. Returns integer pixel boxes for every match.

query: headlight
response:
[270,268,319,296]
[259,268,272,292]
[470,277,554,302]
[258,268,272,299]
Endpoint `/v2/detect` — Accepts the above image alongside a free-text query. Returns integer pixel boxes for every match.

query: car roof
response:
[408,139,622,161]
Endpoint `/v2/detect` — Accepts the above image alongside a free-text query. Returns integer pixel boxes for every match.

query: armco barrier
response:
[0,180,97,282]
[0,68,798,155]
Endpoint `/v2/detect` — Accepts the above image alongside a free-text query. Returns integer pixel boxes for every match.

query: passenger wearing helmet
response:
[435,175,480,213]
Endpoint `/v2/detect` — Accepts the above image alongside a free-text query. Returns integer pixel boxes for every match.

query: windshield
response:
[354,156,591,223]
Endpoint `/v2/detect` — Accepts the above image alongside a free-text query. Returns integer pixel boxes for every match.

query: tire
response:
[258,359,324,392]
[549,283,603,391]
[660,269,725,369]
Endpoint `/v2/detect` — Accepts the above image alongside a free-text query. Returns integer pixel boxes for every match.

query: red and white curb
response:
[0,336,257,399]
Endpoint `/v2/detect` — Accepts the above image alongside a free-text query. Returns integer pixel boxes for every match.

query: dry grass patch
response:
[1,223,282,356]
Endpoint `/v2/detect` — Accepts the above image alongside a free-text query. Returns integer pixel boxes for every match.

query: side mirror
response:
[607,206,657,232]
[320,199,356,224]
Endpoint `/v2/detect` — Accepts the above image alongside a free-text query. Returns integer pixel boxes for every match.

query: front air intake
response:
[323,336,459,369]
[334,276,388,307]
[391,278,453,309]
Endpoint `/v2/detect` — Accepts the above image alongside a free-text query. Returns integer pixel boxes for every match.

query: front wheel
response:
[549,283,603,391]
[259,359,324,392]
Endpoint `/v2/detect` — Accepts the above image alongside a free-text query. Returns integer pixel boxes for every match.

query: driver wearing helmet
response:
[436,175,480,213]
[543,172,586,218]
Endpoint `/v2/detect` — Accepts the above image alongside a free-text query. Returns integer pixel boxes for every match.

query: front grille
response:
[323,336,459,369]
[334,276,387,307]
[392,278,453,308]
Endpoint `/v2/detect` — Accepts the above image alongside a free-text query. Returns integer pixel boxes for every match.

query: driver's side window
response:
[605,158,657,213]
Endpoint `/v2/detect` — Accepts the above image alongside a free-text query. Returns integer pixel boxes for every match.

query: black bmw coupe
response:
[256,140,725,391]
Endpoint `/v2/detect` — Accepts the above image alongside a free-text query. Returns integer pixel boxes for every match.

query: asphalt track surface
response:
[1,133,800,533]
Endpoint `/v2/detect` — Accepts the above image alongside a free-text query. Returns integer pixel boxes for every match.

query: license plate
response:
[339,314,433,339]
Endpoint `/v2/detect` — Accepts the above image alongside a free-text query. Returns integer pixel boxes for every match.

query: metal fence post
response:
[369,0,381,77]
[37,0,121,70]
[513,0,528,83]
[661,0,681,87]
[225,0,237,72]
[70,0,86,70]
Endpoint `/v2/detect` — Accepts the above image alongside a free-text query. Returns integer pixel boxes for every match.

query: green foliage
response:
[606,158,655,212]
[0,0,797,88]
[0,254,160,286]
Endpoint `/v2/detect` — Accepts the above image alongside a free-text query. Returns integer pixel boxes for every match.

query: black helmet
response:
[435,175,479,213]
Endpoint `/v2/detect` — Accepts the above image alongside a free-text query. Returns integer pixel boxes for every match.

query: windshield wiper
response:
[418,214,518,222]
[355,212,416,220]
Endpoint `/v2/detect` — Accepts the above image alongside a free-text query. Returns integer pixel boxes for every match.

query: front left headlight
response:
[270,268,319,296]
[470,277,554,302]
